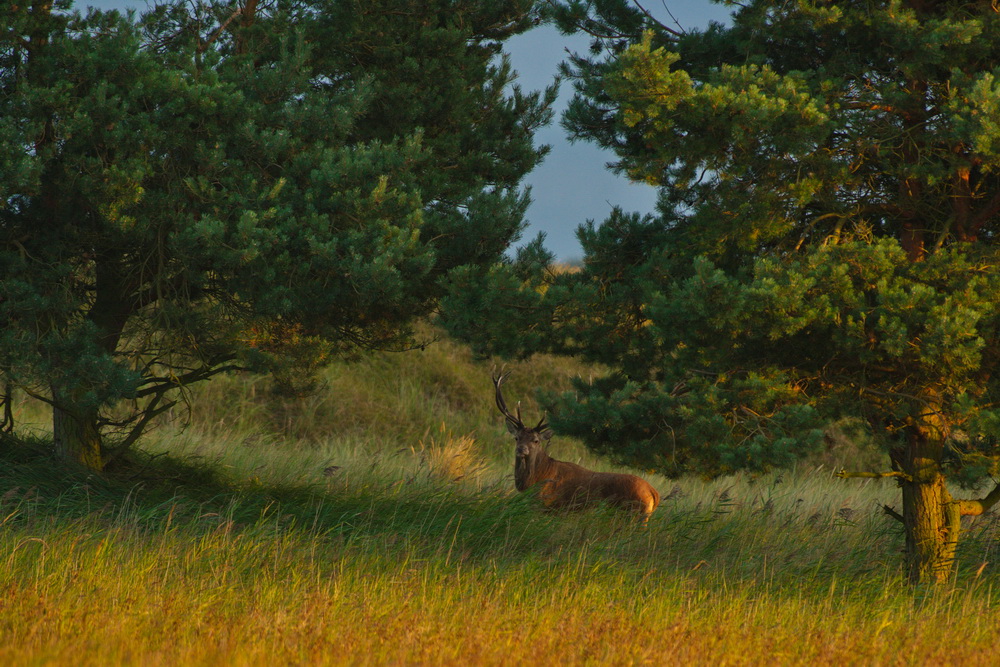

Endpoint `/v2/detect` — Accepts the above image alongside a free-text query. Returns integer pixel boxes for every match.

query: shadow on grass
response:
[0,435,586,569]
[10,434,1000,600]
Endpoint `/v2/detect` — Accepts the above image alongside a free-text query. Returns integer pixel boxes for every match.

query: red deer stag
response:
[493,372,660,523]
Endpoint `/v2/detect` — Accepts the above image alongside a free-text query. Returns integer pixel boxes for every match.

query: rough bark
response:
[897,414,959,585]
[900,465,959,585]
[52,401,104,471]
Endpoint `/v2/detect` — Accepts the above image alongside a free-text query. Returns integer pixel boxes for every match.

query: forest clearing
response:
[3,337,1000,665]
[7,0,1000,661]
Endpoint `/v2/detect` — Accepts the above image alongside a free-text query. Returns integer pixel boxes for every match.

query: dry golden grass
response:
[4,503,1000,667]
[5,326,1000,664]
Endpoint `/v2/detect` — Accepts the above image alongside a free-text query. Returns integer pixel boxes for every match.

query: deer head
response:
[493,372,552,491]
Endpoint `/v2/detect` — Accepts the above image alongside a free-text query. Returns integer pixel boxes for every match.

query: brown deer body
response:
[494,373,660,522]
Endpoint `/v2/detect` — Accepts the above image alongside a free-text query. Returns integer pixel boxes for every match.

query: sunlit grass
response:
[5,326,1000,664]
[4,457,1000,665]
[4,442,1000,665]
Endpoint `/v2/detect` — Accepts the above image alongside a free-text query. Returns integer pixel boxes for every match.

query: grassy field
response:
[4,331,1000,665]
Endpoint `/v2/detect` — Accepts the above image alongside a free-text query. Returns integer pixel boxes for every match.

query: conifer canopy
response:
[442,0,1000,584]
[0,0,552,470]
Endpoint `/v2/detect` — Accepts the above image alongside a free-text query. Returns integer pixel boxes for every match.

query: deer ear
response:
[506,421,519,435]
[539,428,553,441]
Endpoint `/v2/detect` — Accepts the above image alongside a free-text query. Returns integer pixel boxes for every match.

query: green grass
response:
[5,330,1000,664]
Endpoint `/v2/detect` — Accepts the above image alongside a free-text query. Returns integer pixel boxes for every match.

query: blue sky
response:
[81,0,731,260]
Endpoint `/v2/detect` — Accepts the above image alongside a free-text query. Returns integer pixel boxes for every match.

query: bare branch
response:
[134,359,242,398]
[103,393,178,464]
[836,469,914,483]
[883,504,904,524]
[631,0,684,38]
[957,483,1000,517]
[20,385,57,409]
[197,5,242,54]
[969,191,1000,238]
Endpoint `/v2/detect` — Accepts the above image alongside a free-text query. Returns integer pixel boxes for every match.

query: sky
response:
[82,0,731,260]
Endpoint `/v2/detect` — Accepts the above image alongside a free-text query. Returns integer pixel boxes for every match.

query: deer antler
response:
[492,371,524,431]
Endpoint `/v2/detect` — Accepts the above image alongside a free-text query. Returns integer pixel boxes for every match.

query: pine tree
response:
[444,0,1000,584]
[0,0,551,470]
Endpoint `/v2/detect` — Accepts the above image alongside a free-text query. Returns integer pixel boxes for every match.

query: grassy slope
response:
[4,329,1000,664]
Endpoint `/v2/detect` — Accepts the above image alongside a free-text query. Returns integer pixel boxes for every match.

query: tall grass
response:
[4,328,1000,664]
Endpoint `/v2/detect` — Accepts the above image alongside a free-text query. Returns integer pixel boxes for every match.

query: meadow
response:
[3,330,1000,665]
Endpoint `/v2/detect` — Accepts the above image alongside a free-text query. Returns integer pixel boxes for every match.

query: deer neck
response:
[515,447,554,492]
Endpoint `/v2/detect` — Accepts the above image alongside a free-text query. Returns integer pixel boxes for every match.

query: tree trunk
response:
[47,253,132,473]
[898,425,960,585]
[52,402,104,471]
[900,469,959,585]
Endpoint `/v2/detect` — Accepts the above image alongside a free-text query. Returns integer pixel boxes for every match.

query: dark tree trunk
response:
[52,399,104,471]
[48,254,134,472]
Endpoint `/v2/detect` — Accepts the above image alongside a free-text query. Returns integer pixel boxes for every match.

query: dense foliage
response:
[443,0,1000,583]
[0,0,552,469]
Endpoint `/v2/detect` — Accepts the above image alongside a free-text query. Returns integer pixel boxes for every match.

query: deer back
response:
[533,457,660,517]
